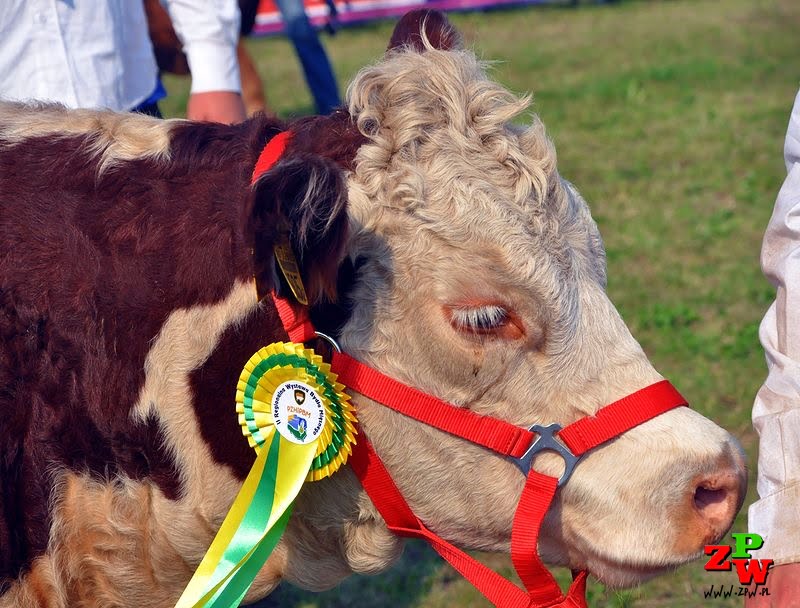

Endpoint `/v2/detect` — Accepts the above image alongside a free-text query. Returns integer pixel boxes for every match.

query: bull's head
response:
[255,9,746,597]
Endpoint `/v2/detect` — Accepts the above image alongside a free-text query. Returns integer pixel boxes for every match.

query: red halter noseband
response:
[254,133,689,608]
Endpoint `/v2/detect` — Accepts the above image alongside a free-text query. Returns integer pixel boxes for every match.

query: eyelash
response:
[450,305,509,333]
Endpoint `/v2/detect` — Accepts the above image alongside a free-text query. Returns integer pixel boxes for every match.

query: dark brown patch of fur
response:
[288,109,368,172]
[191,304,287,479]
[192,112,365,476]
[387,9,462,53]
[0,107,363,587]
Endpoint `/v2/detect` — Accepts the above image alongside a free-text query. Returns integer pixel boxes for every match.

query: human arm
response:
[745,89,800,606]
[745,563,800,608]
[186,90,246,123]
[163,0,246,123]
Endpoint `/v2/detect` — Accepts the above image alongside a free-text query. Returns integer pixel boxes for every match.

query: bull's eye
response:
[449,305,509,334]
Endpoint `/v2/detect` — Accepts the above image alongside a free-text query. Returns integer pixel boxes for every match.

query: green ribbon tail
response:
[205,508,293,607]
[195,432,285,607]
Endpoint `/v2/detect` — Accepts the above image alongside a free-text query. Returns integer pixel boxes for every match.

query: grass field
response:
[162,1,800,605]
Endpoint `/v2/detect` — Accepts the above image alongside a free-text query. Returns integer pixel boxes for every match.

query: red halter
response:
[254,133,689,608]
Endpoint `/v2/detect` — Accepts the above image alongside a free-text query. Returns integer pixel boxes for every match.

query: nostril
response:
[694,485,730,517]
[691,470,743,537]
[674,460,747,555]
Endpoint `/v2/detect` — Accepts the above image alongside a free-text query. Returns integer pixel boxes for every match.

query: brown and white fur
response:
[0,11,745,607]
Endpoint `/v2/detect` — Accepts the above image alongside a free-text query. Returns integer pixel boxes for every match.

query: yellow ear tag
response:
[273,234,309,305]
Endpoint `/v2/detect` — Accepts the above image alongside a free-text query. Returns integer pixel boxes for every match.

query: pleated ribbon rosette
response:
[175,342,357,608]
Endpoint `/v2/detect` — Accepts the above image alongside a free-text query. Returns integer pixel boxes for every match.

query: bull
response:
[0,11,745,608]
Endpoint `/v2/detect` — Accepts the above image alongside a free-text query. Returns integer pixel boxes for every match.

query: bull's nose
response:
[688,452,747,547]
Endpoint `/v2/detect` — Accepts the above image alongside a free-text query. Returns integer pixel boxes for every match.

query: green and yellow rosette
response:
[175,342,357,608]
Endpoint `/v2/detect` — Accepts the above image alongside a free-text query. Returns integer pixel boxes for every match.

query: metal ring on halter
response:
[314,331,342,353]
[509,423,581,487]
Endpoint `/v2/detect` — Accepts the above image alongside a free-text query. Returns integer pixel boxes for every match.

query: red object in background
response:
[253,0,553,36]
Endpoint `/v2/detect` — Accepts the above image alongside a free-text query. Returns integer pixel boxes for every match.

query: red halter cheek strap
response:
[255,135,689,608]
[269,294,687,608]
[331,352,686,608]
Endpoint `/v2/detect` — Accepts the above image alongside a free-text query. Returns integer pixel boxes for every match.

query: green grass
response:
[163,0,800,605]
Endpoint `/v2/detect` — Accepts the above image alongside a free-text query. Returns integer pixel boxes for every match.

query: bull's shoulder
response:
[0,101,174,169]
[0,107,290,589]
[0,102,283,175]
[0,107,281,300]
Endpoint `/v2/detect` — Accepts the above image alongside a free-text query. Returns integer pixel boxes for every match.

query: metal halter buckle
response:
[314,331,342,353]
[510,423,580,487]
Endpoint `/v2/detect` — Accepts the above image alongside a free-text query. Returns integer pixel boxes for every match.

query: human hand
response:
[745,562,800,607]
[186,91,246,124]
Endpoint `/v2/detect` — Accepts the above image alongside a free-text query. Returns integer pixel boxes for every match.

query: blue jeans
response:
[273,0,341,115]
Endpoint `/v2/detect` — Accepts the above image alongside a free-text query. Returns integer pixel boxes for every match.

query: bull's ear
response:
[249,154,349,304]
[387,9,462,52]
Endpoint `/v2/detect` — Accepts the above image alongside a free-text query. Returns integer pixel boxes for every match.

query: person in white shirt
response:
[0,0,245,123]
[746,89,800,607]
